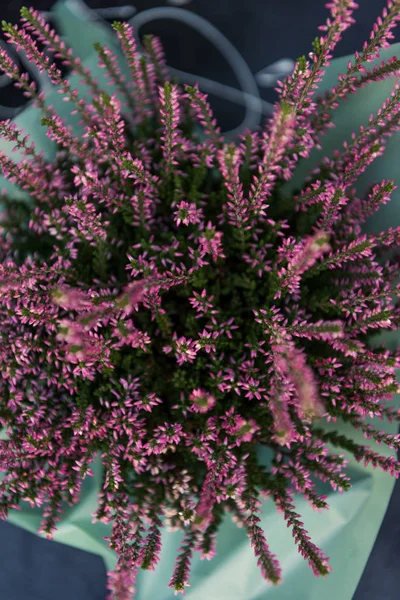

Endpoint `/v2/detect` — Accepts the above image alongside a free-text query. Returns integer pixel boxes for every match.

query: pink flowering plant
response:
[0,2,399,598]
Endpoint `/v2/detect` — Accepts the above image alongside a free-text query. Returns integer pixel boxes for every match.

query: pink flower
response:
[276,231,331,297]
[115,280,147,314]
[52,286,94,311]
[173,201,203,226]
[173,335,198,365]
[188,289,218,317]
[198,222,226,262]
[189,389,216,413]
[234,418,260,443]
[159,82,181,170]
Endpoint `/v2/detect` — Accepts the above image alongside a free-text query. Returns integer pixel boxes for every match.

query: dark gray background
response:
[0,1,399,598]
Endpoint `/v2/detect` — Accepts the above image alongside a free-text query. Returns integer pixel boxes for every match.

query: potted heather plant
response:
[0,2,399,599]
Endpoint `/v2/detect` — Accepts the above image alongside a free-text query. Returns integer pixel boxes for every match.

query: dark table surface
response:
[0,0,399,598]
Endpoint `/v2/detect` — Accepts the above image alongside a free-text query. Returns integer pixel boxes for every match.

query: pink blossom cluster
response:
[0,4,398,600]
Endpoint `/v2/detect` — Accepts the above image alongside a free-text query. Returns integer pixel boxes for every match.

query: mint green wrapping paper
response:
[0,2,399,598]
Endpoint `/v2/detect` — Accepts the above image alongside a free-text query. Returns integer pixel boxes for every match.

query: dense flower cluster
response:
[0,3,399,598]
